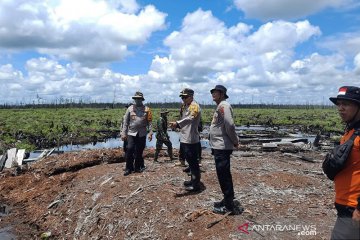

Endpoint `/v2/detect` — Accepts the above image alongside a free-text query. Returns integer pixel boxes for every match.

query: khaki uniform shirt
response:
[121,105,153,138]
[209,100,239,150]
[177,100,201,144]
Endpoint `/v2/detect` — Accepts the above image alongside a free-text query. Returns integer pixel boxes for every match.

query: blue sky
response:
[1,0,360,105]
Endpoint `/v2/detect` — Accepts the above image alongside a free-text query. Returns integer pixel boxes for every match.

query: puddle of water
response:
[0,227,16,240]
[57,131,182,151]
[0,205,15,240]
[0,204,10,217]
[27,126,316,156]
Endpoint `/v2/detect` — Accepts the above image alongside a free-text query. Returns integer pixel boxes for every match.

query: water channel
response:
[28,126,316,158]
[0,204,15,240]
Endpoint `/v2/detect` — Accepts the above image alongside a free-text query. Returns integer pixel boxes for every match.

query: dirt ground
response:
[0,146,336,240]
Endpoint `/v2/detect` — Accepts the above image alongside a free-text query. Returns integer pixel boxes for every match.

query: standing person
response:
[326,86,360,239]
[170,88,202,192]
[121,92,153,176]
[154,108,173,162]
[209,85,239,214]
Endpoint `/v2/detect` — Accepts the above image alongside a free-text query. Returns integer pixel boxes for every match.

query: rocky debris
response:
[0,147,335,239]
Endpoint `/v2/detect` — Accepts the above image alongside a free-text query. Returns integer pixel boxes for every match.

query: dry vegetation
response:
[0,146,336,239]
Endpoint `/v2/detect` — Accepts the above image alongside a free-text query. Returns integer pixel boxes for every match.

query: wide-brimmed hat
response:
[329,86,360,105]
[160,108,169,114]
[132,91,145,101]
[210,85,229,99]
[179,88,194,97]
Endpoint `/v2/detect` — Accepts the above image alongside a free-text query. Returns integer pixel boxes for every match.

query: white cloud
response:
[319,32,360,58]
[249,21,321,53]
[353,52,360,74]
[145,9,329,103]
[0,64,23,81]
[233,0,354,20]
[162,9,251,82]
[155,9,360,104]
[1,4,360,105]
[0,0,166,66]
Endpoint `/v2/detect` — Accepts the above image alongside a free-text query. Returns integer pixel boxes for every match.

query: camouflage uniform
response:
[154,109,173,161]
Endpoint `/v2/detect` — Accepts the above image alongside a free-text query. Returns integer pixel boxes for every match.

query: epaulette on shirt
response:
[189,102,200,117]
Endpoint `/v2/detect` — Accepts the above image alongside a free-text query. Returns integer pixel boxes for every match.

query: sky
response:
[1,0,360,105]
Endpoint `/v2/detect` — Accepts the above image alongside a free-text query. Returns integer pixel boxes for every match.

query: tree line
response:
[0,102,334,109]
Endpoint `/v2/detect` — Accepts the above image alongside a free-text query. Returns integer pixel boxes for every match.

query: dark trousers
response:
[197,140,202,160]
[331,204,360,239]
[123,140,128,153]
[179,142,185,161]
[180,141,201,161]
[213,149,234,205]
[125,134,146,171]
[183,143,200,186]
[154,139,173,160]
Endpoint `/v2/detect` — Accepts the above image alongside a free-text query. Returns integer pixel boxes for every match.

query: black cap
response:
[329,86,360,105]
[179,88,194,97]
[132,91,145,101]
[210,85,229,99]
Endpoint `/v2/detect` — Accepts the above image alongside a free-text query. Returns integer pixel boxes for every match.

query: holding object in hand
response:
[169,121,178,130]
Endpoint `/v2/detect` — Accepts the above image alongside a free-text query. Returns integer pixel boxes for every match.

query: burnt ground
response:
[0,147,335,239]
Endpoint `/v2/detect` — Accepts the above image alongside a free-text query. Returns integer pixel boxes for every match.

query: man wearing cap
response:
[209,85,239,214]
[170,88,202,191]
[154,108,173,162]
[121,92,153,176]
[328,86,360,239]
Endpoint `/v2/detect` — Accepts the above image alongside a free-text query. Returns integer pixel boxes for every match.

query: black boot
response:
[185,172,201,192]
[124,169,132,176]
[214,199,225,208]
[183,180,192,187]
[154,150,159,162]
[168,148,173,161]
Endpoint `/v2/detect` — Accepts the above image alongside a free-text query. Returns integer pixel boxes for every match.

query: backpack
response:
[322,128,360,181]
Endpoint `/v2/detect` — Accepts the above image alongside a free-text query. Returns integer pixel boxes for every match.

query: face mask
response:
[134,99,143,106]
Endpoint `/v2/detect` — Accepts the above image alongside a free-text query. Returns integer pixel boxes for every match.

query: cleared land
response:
[0,146,335,239]
[0,106,341,239]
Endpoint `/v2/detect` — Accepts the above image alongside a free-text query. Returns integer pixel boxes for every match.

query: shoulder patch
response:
[146,107,152,121]
[219,106,225,116]
[189,103,199,117]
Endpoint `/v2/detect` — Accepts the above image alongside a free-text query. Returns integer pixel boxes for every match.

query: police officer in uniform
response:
[170,88,202,191]
[121,92,153,176]
[209,85,239,214]
[154,108,173,162]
